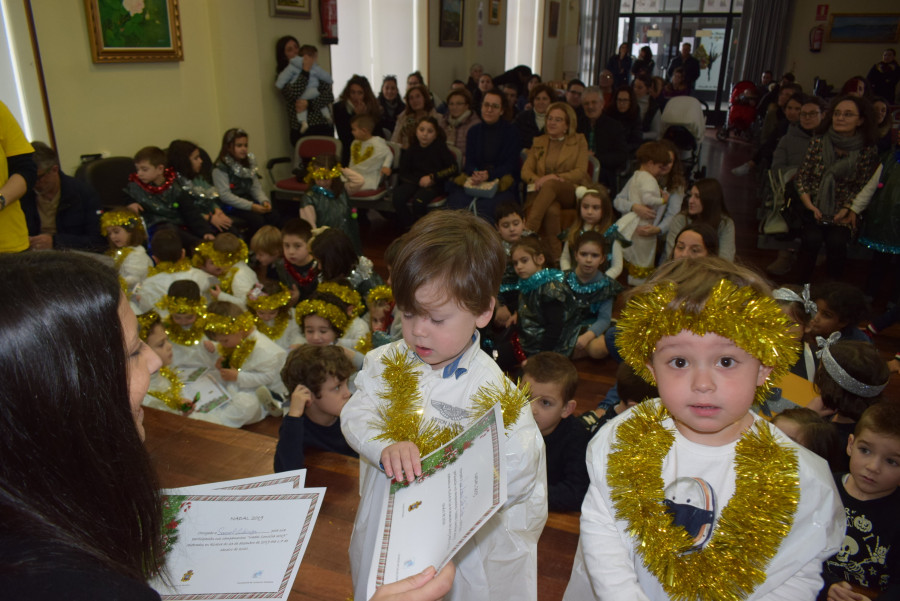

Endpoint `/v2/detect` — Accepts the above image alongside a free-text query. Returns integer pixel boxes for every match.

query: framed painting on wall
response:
[548,1,560,38]
[269,0,312,19]
[489,0,501,25]
[440,0,464,47]
[84,0,183,63]
[827,13,900,43]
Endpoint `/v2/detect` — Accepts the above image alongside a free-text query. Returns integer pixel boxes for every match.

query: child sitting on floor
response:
[807,281,872,346]
[559,186,626,280]
[310,227,383,302]
[588,362,659,434]
[818,402,900,601]
[273,344,358,473]
[100,208,152,294]
[133,228,210,313]
[194,233,259,310]
[564,256,845,601]
[157,280,214,369]
[249,225,282,283]
[248,281,303,351]
[522,351,591,513]
[204,300,286,422]
[275,218,318,305]
[771,407,842,472]
[341,210,546,601]
[511,236,567,358]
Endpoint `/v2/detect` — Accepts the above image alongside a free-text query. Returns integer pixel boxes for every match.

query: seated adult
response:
[500,84,522,120]
[608,86,643,154]
[576,86,628,191]
[732,92,803,176]
[633,75,661,141]
[515,83,555,150]
[0,251,456,601]
[377,76,405,136]
[772,96,825,174]
[439,88,480,163]
[662,67,690,100]
[22,141,104,252]
[446,89,522,222]
[334,75,382,165]
[665,178,736,261]
[522,102,591,261]
[391,84,439,149]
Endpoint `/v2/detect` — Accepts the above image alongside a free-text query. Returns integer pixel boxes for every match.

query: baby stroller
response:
[716,80,758,141]
[660,96,707,180]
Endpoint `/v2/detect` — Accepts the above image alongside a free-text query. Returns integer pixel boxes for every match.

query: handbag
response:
[780,180,806,230]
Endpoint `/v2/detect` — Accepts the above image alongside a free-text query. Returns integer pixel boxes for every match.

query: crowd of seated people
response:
[3,40,900,601]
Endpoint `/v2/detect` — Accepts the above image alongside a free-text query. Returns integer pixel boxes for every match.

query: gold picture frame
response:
[489,0,501,25]
[84,0,183,63]
[269,0,312,19]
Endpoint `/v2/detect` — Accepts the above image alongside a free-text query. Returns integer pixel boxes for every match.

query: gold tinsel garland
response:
[350,141,374,165]
[137,310,161,341]
[369,348,532,457]
[625,260,656,280]
[219,338,256,370]
[204,311,256,336]
[616,279,799,404]
[147,258,192,277]
[303,158,344,184]
[318,281,363,317]
[255,313,290,341]
[165,318,207,346]
[100,210,143,236]
[157,295,207,316]
[294,298,349,336]
[106,246,135,270]
[355,333,373,355]
[247,283,292,312]
[218,267,238,295]
[607,401,799,601]
[366,284,393,306]
[148,366,193,413]
[193,239,249,269]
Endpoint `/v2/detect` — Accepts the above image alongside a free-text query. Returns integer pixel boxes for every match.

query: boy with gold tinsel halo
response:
[341,210,547,601]
[564,256,845,601]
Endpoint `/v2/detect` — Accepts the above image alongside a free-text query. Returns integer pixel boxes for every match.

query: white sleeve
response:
[850,163,882,215]
[613,179,633,214]
[564,427,649,600]
[231,266,259,305]
[559,241,572,270]
[120,247,153,290]
[341,348,392,467]
[605,239,623,279]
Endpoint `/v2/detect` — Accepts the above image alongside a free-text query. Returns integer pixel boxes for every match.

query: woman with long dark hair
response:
[333,75,382,165]
[664,178,736,261]
[0,252,164,599]
[794,94,880,279]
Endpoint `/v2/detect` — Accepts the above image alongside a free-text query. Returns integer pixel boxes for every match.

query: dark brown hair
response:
[617,362,658,404]
[522,351,579,402]
[772,408,843,470]
[855,401,900,441]
[310,227,358,283]
[814,341,889,420]
[134,146,166,167]
[281,344,354,398]
[393,210,504,316]
[689,178,732,230]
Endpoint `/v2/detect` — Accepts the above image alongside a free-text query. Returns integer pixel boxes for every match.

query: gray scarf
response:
[815,128,865,217]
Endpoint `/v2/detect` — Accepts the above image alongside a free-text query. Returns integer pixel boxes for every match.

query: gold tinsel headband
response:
[317,281,363,317]
[303,157,344,184]
[193,239,249,269]
[100,211,143,236]
[204,311,256,335]
[247,283,292,312]
[616,279,799,403]
[137,310,161,341]
[366,285,394,306]
[294,299,349,336]
[156,295,207,316]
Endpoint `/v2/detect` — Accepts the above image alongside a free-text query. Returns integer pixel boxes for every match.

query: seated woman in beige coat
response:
[521,102,591,261]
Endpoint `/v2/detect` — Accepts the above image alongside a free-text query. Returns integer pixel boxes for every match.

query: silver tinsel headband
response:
[772,284,817,316]
[816,332,888,398]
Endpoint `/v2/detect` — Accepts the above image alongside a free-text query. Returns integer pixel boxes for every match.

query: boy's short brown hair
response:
[282,218,313,243]
[299,44,318,57]
[250,225,283,256]
[616,362,658,405]
[281,344,354,398]
[521,351,578,402]
[134,146,166,167]
[350,113,377,133]
[635,141,671,166]
[212,232,243,255]
[203,300,245,339]
[854,401,900,441]
[383,233,408,272]
[393,210,504,316]
[150,228,184,262]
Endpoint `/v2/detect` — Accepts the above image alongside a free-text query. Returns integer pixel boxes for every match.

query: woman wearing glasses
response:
[445,89,522,221]
[521,102,591,262]
[794,95,880,279]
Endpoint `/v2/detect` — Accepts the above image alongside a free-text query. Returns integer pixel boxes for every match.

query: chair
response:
[265,136,343,203]
[348,141,401,214]
[74,156,136,210]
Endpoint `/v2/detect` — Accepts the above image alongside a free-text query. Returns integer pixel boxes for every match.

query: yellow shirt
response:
[0,101,33,253]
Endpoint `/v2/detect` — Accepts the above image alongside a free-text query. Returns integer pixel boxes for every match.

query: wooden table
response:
[144,408,359,601]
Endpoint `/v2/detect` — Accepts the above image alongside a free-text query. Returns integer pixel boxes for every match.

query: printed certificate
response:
[366,403,507,597]
[181,367,231,415]
[150,478,323,600]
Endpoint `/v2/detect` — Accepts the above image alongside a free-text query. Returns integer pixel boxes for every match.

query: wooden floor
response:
[244,129,900,600]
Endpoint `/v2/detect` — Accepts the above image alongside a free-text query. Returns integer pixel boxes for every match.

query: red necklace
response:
[284,258,318,286]
[128,167,177,194]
